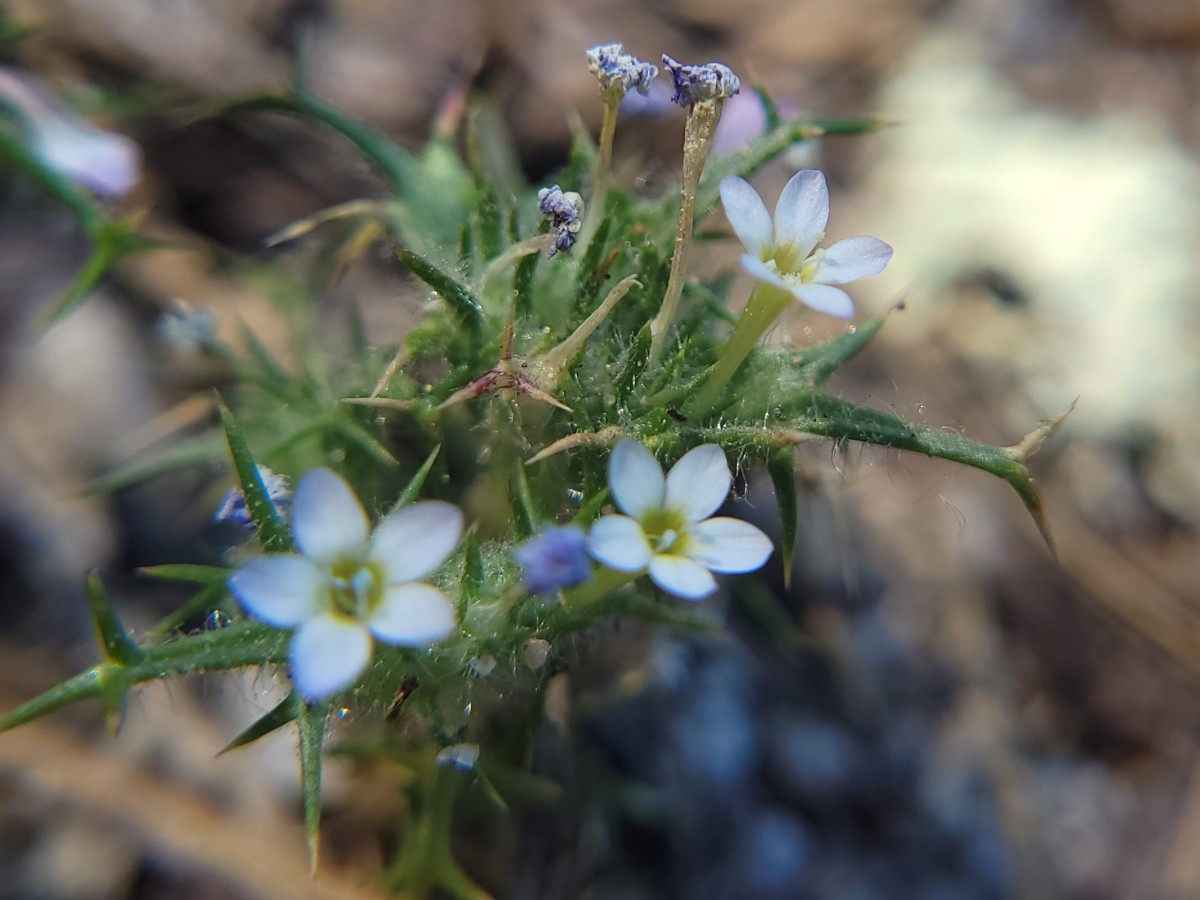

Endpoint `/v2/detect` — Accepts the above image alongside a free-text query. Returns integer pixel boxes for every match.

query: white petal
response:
[229,555,324,627]
[290,614,372,699]
[719,176,773,258]
[689,517,774,573]
[648,555,717,600]
[810,236,893,285]
[774,170,829,259]
[608,440,664,519]
[588,515,652,572]
[372,501,463,583]
[369,583,456,646]
[291,468,369,564]
[740,254,792,293]
[789,283,856,319]
[665,444,731,522]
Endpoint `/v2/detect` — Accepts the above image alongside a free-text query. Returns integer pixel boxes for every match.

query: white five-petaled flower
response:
[229,468,463,700]
[719,169,892,319]
[587,441,773,600]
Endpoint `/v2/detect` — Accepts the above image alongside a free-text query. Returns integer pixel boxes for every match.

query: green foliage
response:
[1,65,1064,898]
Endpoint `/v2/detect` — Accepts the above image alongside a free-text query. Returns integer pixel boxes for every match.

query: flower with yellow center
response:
[229,468,462,700]
[587,441,773,599]
[719,169,892,318]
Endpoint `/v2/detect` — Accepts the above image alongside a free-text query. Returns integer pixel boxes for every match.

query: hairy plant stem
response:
[563,566,640,608]
[685,282,793,418]
[648,99,724,368]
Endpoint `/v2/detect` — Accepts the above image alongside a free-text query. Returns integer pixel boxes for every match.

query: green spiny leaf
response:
[85,572,144,667]
[767,449,797,589]
[139,564,231,585]
[298,700,328,874]
[791,307,892,387]
[388,444,442,514]
[393,247,485,337]
[509,461,537,540]
[220,691,301,755]
[148,580,229,637]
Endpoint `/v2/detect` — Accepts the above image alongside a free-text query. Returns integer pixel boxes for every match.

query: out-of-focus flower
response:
[719,169,892,319]
[587,441,773,599]
[228,468,463,700]
[436,743,480,771]
[215,466,291,531]
[586,43,657,98]
[0,68,140,199]
[514,524,591,595]
[157,299,219,352]
[661,55,740,108]
[537,184,584,256]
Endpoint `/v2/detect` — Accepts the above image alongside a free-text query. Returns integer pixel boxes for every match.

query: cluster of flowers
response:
[228,441,773,701]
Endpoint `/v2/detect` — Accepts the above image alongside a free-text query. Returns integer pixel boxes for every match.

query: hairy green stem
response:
[648,99,723,367]
[686,282,793,418]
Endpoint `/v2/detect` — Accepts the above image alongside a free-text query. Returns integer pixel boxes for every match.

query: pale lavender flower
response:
[229,468,463,700]
[586,43,657,97]
[719,169,893,318]
[0,68,140,199]
[215,466,291,531]
[661,55,740,108]
[515,524,591,595]
[587,441,773,600]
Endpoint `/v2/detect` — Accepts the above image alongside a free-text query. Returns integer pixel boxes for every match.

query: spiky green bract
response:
[298,699,328,874]
[0,622,289,735]
[220,691,301,755]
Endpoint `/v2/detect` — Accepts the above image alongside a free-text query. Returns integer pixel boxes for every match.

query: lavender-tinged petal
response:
[588,515,652,572]
[648,555,717,600]
[719,176,773,258]
[689,517,774,573]
[229,555,324,627]
[774,169,829,259]
[290,615,372,700]
[664,444,731,522]
[291,468,369,564]
[369,583,456,646]
[608,440,665,519]
[739,254,792,292]
[789,282,856,319]
[372,501,463,583]
[811,236,893,285]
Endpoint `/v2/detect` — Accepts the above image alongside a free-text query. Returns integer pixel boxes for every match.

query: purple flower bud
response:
[661,55,740,108]
[515,524,591,595]
[215,466,292,531]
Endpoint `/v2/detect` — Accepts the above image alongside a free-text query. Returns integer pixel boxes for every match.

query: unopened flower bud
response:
[515,524,591,595]
[537,185,585,257]
[215,466,292,531]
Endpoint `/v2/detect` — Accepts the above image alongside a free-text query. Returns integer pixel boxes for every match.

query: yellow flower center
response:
[328,558,384,621]
[641,508,689,556]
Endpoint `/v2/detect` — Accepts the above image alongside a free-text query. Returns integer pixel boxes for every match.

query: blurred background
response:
[1,0,1199,897]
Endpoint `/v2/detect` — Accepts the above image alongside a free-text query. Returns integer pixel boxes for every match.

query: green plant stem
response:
[648,99,723,368]
[685,282,793,418]
[563,566,640,608]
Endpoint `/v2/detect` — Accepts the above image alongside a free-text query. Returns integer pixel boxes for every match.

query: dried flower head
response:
[661,55,740,108]
[586,42,657,98]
